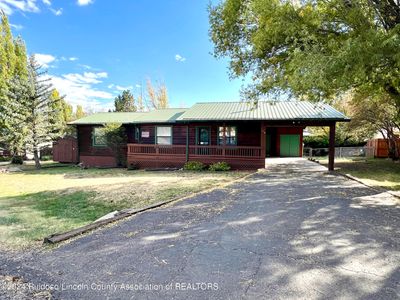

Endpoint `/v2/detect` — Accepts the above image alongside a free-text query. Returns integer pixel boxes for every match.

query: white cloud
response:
[50,7,62,16]
[108,84,134,91]
[63,71,108,84]
[42,0,50,5]
[175,54,186,62]
[135,84,141,88]
[10,23,23,30]
[0,0,40,15]
[34,53,56,68]
[46,71,113,112]
[69,57,78,61]
[115,85,133,91]
[77,0,93,6]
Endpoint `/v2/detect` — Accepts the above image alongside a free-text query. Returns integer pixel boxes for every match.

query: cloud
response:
[135,84,141,88]
[107,84,134,91]
[175,54,186,62]
[63,71,108,84]
[42,0,50,5]
[50,7,62,15]
[77,0,93,6]
[69,57,78,61]
[34,53,56,68]
[0,0,40,15]
[10,23,23,30]
[115,85,133,91]
[46,71,114,112]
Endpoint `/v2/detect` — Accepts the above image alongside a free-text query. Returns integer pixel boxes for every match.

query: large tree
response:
[18,56,63,168]
[114,90,137,112]
[209,0,400,157]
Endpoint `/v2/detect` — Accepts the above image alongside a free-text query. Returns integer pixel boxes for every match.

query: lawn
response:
[320,158,400,191]
[0,162,248,250]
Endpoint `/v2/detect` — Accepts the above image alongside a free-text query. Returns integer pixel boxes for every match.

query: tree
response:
[146,79,168,109]
[0,11,16,90]
[209,0,400,158]
[75,105,85,119]
[22,55,63,169]
[114,90,137,112]
[0,12,28,155]
[103,123,127,167]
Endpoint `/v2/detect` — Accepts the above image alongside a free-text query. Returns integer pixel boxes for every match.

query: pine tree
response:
[114,90,137,112]
[22,55,63,169]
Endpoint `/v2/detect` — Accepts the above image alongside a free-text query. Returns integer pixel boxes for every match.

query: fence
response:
[303,147,374,158]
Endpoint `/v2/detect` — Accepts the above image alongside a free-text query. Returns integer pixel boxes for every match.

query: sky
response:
[1,0,247,112]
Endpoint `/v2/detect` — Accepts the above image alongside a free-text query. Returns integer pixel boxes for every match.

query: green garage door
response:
[280,134,300,157]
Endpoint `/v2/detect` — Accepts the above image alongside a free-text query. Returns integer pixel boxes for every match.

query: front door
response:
[280,134,300,157]
[197,127,210,145]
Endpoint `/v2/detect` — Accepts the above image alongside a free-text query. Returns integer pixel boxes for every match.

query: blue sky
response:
[3,0,246,111]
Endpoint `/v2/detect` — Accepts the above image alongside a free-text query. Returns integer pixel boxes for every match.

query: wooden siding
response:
[131,121,262,147]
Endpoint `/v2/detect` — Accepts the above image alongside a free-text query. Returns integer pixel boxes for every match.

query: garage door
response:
[280,134,300,157]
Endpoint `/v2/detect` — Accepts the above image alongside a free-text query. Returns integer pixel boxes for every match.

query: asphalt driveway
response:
[1,158,399,299]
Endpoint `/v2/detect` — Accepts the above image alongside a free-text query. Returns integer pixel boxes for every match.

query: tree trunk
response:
[33,148,41,169]
[386,127,399,161]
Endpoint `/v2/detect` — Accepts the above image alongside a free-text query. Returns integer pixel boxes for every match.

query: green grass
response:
[0,163,247,250]
[320,158,400,191]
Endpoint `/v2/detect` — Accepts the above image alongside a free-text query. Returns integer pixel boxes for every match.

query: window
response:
[93,127,107,147]
[156,126,172,145]
[135,126,140,141]
[218,126,237,145]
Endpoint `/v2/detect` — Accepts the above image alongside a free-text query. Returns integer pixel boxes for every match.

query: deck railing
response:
[128,144,262,158]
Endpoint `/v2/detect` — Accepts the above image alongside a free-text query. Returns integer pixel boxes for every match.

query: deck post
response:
[260,121,267,158]
[328,122,336,171]
[186,125,189,162]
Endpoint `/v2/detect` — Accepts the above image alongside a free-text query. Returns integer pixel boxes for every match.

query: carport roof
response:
[176,101,350,122]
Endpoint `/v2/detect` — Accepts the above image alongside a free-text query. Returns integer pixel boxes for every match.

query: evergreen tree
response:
[114,90,137,112]
[22,55,63,169]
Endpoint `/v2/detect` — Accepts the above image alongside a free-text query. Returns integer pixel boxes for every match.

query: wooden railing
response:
[128,144,262,158]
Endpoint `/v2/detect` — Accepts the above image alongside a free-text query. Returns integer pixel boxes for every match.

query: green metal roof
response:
[70,101,349,125]
[177,101,349,121]
[69,109,187,125]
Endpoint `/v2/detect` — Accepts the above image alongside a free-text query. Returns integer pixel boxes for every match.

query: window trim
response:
[217,126,237,146]
[195,126,211,145]
[92,126,107,147]
[155,125,173,145]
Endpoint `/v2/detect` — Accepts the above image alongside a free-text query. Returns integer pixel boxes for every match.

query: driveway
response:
[1,159,399,299]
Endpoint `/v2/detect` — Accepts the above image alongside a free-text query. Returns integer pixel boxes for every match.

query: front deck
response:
[127,144,265,169]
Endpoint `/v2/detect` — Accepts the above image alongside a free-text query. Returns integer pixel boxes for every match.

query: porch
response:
[127,144,265,169]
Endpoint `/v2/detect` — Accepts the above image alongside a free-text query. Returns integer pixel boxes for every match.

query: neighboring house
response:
[68,101,349,170]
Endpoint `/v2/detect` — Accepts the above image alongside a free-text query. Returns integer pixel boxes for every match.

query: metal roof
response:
[177,101,349,121]
[70,101,349,125]
[69,109,187,125]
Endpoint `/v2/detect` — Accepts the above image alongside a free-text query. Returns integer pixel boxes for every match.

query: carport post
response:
[328,122,336,171]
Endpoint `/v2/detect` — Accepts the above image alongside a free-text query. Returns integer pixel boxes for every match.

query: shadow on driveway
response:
[1,159,399,299]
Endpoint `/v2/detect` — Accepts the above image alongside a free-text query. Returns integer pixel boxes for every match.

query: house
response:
[68,101,350,170]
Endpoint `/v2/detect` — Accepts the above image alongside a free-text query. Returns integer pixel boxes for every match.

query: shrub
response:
[40,155,52,161]
[183,161,206,171]
[11,156,23,165]
[0,156,11,162]
[128,162,139,170]
[209,162,231,171]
